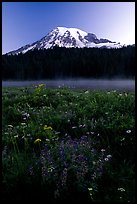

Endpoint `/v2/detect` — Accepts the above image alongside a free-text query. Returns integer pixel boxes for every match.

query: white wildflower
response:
[126,130,131,134]
[90,132,94,134]
[21,123,26,126]
[86,132,90,135]
[72,126,77,129]
[45,139,50,142]
[88,187,93,191]
[118,188,125,192]
[22,113,30,118]
[107,155,112,158]
[48,166,55,173]
[8,125,13,128]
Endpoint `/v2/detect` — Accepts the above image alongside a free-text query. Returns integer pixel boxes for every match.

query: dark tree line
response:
[2,46,135,80]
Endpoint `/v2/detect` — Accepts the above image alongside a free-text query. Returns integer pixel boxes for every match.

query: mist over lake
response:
[2,79,135,91]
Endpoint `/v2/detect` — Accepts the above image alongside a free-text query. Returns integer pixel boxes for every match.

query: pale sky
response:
[2,2,135,54]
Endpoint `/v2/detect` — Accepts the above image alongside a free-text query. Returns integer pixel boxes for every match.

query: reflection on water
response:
[2,79,135,91]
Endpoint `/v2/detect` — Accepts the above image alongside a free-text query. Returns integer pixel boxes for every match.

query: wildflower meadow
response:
[2,84,135,202]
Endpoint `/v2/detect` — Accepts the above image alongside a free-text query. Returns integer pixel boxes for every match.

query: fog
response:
[2,79,135,91]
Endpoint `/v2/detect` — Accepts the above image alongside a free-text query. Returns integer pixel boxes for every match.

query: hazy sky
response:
[2,2,135,54]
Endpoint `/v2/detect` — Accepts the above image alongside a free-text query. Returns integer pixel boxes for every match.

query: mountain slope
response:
[7,26,123,55]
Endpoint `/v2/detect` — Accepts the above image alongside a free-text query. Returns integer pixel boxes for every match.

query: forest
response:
[2,46,135,80]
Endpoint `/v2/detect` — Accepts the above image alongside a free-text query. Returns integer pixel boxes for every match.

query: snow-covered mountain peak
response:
[6,26,124,55]
[56,26,87,34]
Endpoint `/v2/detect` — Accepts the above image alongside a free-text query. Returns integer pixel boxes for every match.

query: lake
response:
[2,79,135,91]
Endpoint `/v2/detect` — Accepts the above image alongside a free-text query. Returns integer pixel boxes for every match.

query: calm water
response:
[2,79,135,91]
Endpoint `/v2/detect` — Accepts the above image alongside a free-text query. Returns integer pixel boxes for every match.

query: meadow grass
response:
[2,84,135,201]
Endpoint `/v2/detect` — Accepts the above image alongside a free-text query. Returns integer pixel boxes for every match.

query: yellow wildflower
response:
[38,84,45,88]
[43,125,53,131]
[34,138,42,144]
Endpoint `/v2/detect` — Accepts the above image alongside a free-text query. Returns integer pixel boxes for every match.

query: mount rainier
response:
[7,26,123,55]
